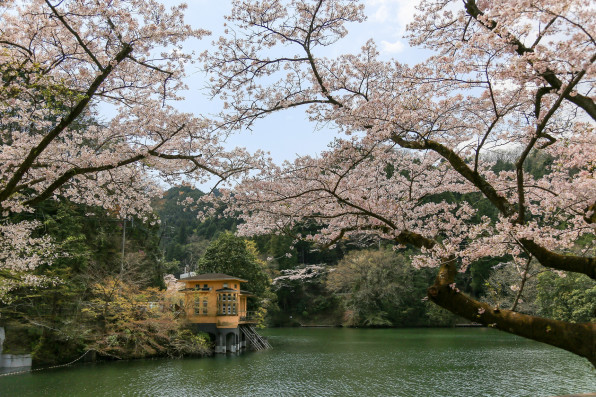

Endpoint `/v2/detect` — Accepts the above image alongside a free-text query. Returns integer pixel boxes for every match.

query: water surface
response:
[0,328,594,396]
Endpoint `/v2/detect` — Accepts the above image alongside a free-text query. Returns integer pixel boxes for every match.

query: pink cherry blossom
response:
[0,0,262,300]
[202,0,595,362]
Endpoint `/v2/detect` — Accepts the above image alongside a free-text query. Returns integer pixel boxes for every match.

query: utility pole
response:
[121,218,126,276]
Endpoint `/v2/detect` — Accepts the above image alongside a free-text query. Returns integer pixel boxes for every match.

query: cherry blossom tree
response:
[203,0,596,365]
[0,0,261,300]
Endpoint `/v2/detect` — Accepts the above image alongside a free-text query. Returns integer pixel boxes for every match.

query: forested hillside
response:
[1,164,593,367]
[1,0,593,375]
[155,176,595,329]
[0,199,208,366]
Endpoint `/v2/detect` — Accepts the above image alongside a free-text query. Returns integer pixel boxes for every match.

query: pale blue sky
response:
[161,0,429,189]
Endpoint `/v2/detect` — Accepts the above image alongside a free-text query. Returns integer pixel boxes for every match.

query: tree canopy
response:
[197,232,271,299]
[0,0,258,299]
[327,249,425,327]
[1,0,594,369]
[203,0,596,365]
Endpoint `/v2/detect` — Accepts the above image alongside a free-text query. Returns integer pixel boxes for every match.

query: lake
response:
[0,328,594,396]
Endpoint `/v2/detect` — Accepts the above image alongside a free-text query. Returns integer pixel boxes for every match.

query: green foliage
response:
[1,199,180,365]
[83,277,211,360]
[423,301,462,327]
[254,307,269,329]
[361,311,392,327]
[268,264,342,326]
[23,199,165,284]
[252,225,344,271]
[327,249,438,327]
[1,324,41,355]
[536,272,596,323]
[253,234,299,270]
[468,258,498,297]
[197,232,271,297]
[169,330,212,357]
[482,261,540,315]
[479,262,595,324]
[154,186,237,271]
[523,150,554,180]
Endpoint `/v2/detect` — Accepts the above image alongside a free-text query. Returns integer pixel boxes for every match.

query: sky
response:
[161,0,429,189]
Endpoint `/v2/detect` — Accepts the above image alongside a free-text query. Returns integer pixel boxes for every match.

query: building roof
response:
[178,273,248,282]
[216,287,237,292]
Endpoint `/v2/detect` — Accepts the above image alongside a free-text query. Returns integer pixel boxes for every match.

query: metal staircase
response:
[239,324,271,350]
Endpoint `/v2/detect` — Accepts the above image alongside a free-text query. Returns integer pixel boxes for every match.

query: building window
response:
[202,297,208,314]
[223,283,228,288]
[227,304,231,315]
[194,296,201,315]
[203,284,208,289]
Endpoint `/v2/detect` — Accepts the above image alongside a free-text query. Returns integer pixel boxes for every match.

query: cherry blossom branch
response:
[303,0,342,107]
[518,239,595,279]
[392,133,596,278]
[320,225,436,251]
[390,135,515,216]
[0,42,133,206]
[44,0,105,71]
[0,40,33,57]
[474,116,500,173]
[463,0,596,121]
[23,153,145,206]
[515,66,585,224]
[530,16,558,49]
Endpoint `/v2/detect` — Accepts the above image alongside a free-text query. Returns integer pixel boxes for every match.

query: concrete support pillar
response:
[215,333,226,354]
[212,327,246,354]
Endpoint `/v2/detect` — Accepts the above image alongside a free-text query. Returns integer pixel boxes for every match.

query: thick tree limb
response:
[520,239,596,280]
[391,135,515,216]
[585,201,596,225]
[428,259,596,366]
[390,134,596,279]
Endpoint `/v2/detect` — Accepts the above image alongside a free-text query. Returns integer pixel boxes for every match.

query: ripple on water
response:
[0,328,594,397]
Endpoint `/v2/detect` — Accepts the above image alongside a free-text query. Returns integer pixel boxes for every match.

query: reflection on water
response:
[0,328,594,396]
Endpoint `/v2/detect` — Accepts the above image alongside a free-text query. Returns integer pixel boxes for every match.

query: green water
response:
[0,328,594,396]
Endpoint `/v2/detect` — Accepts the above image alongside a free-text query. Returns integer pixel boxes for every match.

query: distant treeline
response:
[1,152,593,367]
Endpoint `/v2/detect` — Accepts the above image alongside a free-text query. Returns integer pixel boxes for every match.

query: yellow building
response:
[178,273,269,353]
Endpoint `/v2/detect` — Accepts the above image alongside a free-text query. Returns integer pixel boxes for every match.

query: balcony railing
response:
[239,311,257,322]
[210,310,257,322]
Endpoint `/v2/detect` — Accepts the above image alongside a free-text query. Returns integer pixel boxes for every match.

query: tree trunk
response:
[427,260,596,367]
